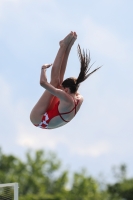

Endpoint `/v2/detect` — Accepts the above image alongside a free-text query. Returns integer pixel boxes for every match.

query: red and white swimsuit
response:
[35,99,79,129]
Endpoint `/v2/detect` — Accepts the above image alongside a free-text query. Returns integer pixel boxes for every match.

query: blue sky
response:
[0,0,133,182]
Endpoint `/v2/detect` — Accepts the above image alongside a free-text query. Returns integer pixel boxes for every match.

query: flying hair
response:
[76,44,101,85]
[62,44,101,93]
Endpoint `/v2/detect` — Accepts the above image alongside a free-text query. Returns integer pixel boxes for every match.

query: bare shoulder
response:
[56,88,73,102]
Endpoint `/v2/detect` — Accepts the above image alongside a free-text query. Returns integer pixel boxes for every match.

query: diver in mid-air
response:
[30,31,100,129]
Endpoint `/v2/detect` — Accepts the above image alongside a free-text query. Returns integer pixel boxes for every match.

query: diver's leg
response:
[50,32,73,86]
[60,32,77,85]
[47,32,77,111]
[46,32,75,111]
[30,33,73,124]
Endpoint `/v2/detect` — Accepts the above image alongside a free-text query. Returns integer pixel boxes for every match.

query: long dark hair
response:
[62,44,101,93]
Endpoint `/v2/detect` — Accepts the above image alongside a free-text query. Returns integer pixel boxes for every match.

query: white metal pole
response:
[14,183,19,200]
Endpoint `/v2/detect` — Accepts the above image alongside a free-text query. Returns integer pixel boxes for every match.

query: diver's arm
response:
[40,67,70,102]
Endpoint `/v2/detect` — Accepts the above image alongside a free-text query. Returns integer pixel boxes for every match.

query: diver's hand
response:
[42,64,52,69]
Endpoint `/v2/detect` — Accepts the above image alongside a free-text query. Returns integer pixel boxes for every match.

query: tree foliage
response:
[0,148,132,200]
[107,164,133,200]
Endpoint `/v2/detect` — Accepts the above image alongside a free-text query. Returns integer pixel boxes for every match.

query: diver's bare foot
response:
[73,32,77,39]
[66,32,77,51]
[67,31,77,48]
[71,32,77,43]
[59,32,73,47]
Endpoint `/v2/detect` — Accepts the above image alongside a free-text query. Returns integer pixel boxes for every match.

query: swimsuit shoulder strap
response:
[58,98,79,122]
[60,98,79,115]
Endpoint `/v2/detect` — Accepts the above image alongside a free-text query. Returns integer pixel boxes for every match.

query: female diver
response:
[30,31,100,129]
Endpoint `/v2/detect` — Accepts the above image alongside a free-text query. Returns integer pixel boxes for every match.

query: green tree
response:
[107,164,133,200]
[0,148,68,199]
[66,169,109,200]
[1,148,133,200]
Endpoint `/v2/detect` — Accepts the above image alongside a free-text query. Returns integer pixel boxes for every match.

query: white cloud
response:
[71,141,110,157]
[16,126,111,158]
[16,118,111,157]
[16,123,66,150]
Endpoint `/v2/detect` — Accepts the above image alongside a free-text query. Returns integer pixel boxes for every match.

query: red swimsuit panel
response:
[35,99,79,129]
